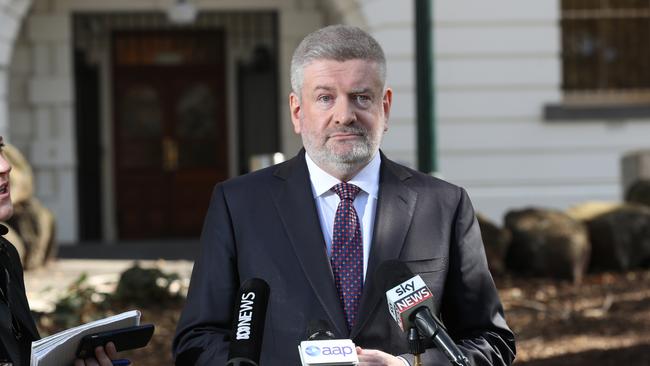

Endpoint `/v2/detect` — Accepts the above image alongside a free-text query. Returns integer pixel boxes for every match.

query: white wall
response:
[11,0,650,241]
[359,0,417,168]
[433,0,650,223]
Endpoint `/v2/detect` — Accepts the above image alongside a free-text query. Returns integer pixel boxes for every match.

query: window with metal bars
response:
[561,0,650,104]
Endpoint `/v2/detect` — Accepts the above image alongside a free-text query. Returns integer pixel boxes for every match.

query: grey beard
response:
[304,134,377,178]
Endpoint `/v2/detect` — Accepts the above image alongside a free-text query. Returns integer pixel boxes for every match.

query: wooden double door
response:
[113,31,227,239]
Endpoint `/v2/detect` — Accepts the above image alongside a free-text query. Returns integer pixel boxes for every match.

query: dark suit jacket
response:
[0,234,40,366]
[173,151,515,365]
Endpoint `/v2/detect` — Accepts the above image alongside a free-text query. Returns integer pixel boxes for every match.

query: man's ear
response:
[289,92,302,134]
[382,87,393,131]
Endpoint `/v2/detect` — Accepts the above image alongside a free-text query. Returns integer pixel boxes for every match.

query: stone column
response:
[0,0,33,137]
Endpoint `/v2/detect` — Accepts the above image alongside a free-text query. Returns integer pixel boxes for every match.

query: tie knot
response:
[332,183,361,201]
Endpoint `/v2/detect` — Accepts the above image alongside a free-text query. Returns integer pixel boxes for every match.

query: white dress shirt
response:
[305,152,411,365]
[305,152,381,281]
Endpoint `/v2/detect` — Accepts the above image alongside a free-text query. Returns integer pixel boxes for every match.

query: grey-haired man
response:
[173,25,515,366]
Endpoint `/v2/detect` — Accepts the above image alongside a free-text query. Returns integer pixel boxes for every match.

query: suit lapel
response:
[351,156,417,338]
[269,151,348,337]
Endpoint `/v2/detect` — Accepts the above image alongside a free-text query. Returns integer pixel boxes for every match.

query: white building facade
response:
[0,0,648,243]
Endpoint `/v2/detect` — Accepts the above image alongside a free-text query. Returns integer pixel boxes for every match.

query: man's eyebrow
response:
[349,87,373,94]
[311,86,376,95]
[313,85,335,92]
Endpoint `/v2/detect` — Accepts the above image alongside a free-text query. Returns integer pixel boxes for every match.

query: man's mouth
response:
[328,128,366,140]
[330,133,361,139]
[0,183,8,194]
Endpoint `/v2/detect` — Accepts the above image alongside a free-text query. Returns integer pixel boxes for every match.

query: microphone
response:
[298,320,358,366]
[226,278,270,366]
[305,319,337,341]
[377,260,470,366]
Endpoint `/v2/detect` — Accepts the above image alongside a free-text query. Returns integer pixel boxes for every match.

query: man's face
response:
[289,59,392,178]
[0,137,12,221]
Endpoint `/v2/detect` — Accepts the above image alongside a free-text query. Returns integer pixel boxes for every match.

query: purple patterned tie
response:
[330,182,363,330]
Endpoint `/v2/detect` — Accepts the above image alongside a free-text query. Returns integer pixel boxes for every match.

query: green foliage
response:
[40,273,112,332]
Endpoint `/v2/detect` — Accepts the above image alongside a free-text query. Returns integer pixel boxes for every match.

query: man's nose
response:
[333,98,356,125]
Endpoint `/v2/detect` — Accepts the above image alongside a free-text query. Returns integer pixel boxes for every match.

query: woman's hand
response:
[73,342,122,366]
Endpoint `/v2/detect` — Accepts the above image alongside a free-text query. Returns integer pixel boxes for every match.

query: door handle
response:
[162,137,179,171]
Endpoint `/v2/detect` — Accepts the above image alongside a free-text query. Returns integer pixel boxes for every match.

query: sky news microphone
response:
[298,320,359,366]
[377,260,470,366]
[225,278,270,366]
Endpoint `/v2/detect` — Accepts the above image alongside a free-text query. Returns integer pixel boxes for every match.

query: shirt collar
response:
[305,151,381,199]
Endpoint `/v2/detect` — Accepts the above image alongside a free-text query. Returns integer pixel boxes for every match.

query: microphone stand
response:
[407,327,424,366]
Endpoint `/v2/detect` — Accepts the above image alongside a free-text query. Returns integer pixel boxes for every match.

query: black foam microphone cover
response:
[226,278,270,366]
[306,319,336,341]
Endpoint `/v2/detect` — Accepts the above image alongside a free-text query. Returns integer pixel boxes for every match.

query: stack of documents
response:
[30,310,141,366]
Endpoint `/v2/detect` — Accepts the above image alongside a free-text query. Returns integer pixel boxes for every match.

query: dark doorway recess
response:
[74,48,103,241]
[237,45,280,174]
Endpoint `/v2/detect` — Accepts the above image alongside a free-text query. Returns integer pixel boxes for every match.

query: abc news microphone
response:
[225,278,270,366]
[297,320,359,366]
[378,260,470,366]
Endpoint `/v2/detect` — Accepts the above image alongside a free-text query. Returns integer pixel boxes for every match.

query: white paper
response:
[30,310,141,366]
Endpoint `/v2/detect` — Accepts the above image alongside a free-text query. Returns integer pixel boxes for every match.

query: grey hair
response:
[290,24,387,96]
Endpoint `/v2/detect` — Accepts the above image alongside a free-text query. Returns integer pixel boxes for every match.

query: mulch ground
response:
[497,269,650,365]
[94,269,650,365]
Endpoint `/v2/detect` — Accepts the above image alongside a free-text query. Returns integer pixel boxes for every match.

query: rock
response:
[476,213,511,276]
[585,204,650,272]
[626,180,650,207]
[566,201,619,222]
[504,207,590,283]
[7,198,57,270]
[622,149,650,203]
[113,264,181,306]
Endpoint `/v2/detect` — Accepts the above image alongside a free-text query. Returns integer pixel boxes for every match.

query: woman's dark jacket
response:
[0,228,40,366]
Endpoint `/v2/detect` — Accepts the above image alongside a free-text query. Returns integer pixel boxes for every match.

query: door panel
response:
[113,30,226,239]
[168,73,227,237]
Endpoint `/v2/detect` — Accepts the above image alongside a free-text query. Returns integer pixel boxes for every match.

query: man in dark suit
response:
[173,25,515,365]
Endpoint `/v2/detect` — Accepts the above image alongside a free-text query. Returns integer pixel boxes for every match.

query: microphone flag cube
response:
[298,339,358,366]
[385,275,432,331]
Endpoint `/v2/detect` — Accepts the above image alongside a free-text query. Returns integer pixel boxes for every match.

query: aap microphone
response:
[377,260,470,366]
[298,319,358,366]
[305,319,337,341]
[226,278,270,366]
